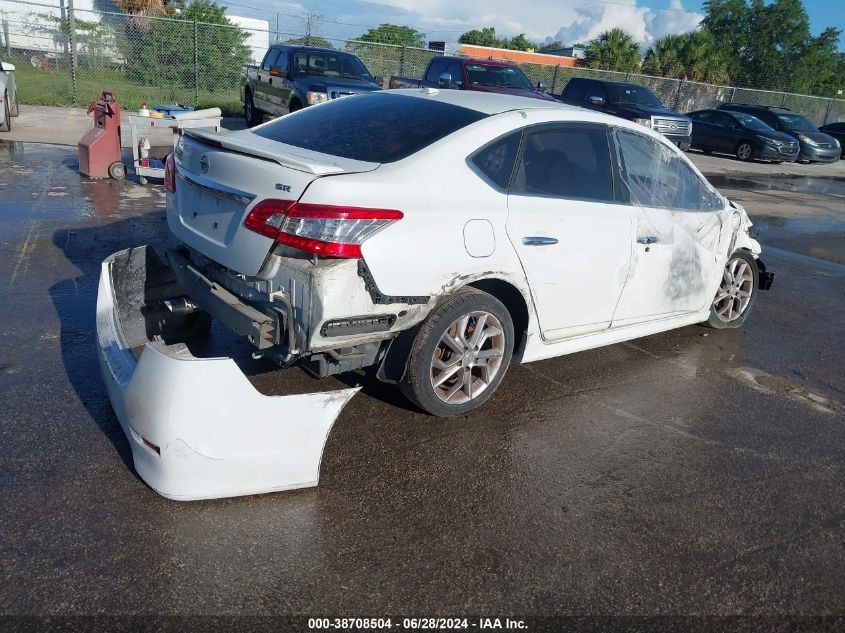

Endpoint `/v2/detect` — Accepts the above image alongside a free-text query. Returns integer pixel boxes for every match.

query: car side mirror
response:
[588,95,605,106]
[373,75,384,87]
[438,72,453,89]
[537,80,548,93]
[1,61,15,72]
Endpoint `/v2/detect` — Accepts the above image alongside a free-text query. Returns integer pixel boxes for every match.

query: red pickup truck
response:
[389,56,557,101]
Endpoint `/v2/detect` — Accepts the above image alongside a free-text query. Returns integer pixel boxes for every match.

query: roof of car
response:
[388,88,574,115]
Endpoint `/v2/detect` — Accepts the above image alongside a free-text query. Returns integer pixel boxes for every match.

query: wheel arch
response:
[466,277,530,356]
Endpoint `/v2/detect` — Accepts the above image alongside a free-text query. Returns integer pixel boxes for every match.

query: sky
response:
[221,0,845,50]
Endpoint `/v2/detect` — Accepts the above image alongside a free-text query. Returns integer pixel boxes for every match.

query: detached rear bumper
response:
[96,246,359,501]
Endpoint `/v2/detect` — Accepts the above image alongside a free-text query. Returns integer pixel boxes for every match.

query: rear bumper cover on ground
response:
[96,246,359,501]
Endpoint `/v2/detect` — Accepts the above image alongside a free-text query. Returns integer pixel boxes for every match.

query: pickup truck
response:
[241,45,383,125]
[389,56,557,102]
[557,77,692,149]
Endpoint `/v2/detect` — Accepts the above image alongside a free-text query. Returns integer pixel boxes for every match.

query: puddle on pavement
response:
[708,174,845,200]
[726,366,840,415]
[0,141,164,222]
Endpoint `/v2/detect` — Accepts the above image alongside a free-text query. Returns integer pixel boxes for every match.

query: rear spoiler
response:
[184,128,376,176]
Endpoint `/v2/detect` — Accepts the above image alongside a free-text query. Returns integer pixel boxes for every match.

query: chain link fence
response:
[2,0,844,124]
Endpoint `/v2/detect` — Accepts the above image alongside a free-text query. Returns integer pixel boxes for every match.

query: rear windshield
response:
[252,93,488,163]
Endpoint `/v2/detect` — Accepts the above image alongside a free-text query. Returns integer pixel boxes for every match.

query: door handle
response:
[636,236,658,245]
[522,236,558,246]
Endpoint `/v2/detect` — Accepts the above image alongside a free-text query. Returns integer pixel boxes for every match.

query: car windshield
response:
[292,51,372,81]
[465,64,534,90]
[252,93,487,163]
[731,112,772,132]
[776,113,817,132]
[606,84,662,107]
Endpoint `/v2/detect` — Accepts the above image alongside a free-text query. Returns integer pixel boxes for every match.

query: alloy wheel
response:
[430,311,506,404]
[737,143,753,161]
[713,257,754,322]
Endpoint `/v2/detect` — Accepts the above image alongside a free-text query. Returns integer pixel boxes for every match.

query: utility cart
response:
[128,107,222,184]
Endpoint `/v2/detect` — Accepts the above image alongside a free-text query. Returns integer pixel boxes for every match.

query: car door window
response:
[425,59,448,82]
[446,62,462,84]
[712,112,735,128]
[273,50,288,74]
[511,124,614,202]
[613,128,722,211]
[563,79,586,101]
[262,49,280,71]
[470,131,522,189]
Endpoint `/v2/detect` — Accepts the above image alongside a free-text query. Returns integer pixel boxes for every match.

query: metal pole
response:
[551,64,559,93]
[729,86,736,103]
[399,46,405,76]
[780,92,787,107]
[673,79,684,111]
[275,13,279,44]
[2,19,9,57]
[67,0,78,105]
[823,99,832,125]
[193,21,199,108]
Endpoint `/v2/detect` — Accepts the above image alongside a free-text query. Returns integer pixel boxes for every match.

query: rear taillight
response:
[244,200,403,258]
[164,153,176,193]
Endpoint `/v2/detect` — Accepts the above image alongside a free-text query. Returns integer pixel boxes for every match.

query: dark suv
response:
[558,77,692,149]
[717,104,840,163]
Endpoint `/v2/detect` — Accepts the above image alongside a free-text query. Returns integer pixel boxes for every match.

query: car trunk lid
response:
[167,130,379,276]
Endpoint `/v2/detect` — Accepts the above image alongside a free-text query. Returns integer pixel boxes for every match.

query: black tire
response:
[108,161,126,180]
[244,91,262,126]
[705,250,759,329]
[735,141,754,162]
[288,99,302,113]
[400,288,514,417]
[0,94,10,132]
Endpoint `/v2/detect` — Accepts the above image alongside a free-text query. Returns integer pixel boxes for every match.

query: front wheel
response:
[735,141,754,162]
[705,251,758,329]
[400,288,514,416]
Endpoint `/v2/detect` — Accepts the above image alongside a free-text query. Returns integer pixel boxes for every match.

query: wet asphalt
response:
[0,142,843,627]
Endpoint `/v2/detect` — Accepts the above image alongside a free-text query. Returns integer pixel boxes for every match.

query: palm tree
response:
[643,34,685,78]
[585,28,641,73]
[679,28,730,83]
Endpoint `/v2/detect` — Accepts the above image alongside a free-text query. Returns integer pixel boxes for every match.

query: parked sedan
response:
[687,109,799,162]
[97,91,774,498]
[818,122,845,157]
[717,104,840,163]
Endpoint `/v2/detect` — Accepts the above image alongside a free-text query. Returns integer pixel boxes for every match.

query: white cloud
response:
[365,0,702,44]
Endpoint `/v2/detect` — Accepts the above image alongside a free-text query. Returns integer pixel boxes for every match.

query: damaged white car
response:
[97,89,773,499]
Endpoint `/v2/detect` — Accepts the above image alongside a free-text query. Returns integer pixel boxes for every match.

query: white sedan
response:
[0,57,18,132]
[98,89,772,498]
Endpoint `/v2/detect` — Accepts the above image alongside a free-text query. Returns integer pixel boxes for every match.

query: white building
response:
[226,14,269,65]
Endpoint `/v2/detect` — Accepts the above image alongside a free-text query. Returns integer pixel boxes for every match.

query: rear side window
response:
[252,93,487,163]
[471,131,522,189]
[511,124,614,202]
[613,128,722,211]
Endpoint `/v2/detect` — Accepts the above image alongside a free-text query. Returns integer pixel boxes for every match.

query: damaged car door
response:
[610,127,727,326]
[506,123,635,340]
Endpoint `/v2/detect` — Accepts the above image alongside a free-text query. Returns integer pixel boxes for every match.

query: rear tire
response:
[288,100,302,113]
[0,94,10,132]
[735,141,754,162]
[400,288,514,417]
[244,92,262,126]
[705,251,758,329]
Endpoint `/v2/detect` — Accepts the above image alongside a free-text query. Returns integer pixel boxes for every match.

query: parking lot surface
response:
[0,141,843,625]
